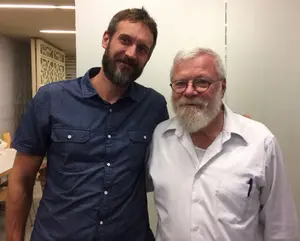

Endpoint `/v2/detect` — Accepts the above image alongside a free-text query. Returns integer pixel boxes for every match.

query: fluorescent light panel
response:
[0,4,75,9]
[40,30,76,34]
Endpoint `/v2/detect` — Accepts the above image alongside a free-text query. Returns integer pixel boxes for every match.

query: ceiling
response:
[0,0,76,55]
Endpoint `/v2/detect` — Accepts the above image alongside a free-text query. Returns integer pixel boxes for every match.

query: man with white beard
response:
[148,48,299,241]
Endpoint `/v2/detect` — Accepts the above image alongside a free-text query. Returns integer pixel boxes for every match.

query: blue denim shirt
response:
[12,67,169,241]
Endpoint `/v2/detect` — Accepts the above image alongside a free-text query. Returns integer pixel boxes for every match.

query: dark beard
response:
[102,49,144,86]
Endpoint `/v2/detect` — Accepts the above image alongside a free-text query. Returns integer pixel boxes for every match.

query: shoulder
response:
[36,77,82,99]
[152,117,176,137]
[134,82,166,104]
[231,112,275,144]
[41,78,80,93]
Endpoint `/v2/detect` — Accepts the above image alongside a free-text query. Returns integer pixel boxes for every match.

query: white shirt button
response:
[67,135,72,139]
[109,109,112,113]
[104,191,108,195]
[99,221,103,225]
[191,226,199,232]
[107,134,111,139]
[143,136,147,140]
[106,163,111,167]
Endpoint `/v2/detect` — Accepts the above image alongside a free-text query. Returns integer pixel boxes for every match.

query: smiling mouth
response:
[184,104,198,106]
[181,104,203,108]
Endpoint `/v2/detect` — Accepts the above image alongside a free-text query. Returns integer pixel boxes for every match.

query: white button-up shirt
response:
[148,105,299,241]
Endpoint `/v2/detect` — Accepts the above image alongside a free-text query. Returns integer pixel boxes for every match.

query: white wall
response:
[75,0,225,116]
[0,34,31,136]
[226,0,300,221]
[75,0,225,231]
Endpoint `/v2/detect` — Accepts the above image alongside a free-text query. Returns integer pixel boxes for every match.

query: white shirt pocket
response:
[216,179,253,224]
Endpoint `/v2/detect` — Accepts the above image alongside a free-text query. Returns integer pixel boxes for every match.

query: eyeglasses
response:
[170,78,220,94]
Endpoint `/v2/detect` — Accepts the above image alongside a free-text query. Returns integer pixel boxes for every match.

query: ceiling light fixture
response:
[0,4,75,10]
[40,30,76,34]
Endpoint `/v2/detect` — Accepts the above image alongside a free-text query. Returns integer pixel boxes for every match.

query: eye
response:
[173,80,187,88]
[119,36,131,45]
[175,81,186,86]
[194,78,211,88]
[137,45,149,55]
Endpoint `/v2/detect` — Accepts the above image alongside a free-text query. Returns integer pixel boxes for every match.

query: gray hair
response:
[170,48,226,81]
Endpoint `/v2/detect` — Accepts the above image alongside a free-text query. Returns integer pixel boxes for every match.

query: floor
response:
[0,181,43,241]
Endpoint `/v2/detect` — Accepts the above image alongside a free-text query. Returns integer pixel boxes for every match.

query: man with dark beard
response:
[148,48,299,241]
[6,8,168,241]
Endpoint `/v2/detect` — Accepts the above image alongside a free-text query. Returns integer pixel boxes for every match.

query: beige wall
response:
[66,55,76,80]
[226,0,300,222]
[0,34,31,135]
[75,0,225,117]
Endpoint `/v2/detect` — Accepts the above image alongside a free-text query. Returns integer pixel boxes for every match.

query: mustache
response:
[115,56,138,68]
[176,97,208,107]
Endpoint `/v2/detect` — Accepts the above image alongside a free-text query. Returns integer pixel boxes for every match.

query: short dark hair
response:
[107,7,158,54]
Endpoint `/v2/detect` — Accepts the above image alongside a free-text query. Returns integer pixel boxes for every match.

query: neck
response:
[90,68,127,104]
[190,108,224,149]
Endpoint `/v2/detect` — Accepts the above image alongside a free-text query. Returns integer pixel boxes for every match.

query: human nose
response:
[183,81,198,97]
[125,45,137,59]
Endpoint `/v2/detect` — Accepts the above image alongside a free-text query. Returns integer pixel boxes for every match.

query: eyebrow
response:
[194,76,213,81]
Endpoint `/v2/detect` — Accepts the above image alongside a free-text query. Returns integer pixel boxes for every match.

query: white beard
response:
[172,86,223,133]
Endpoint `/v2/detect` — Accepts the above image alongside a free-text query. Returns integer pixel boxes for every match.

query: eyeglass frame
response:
[169,77,222,94]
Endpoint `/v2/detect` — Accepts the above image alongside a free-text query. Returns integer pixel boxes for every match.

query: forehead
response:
[114,20,154,47]
[172,54,217,80]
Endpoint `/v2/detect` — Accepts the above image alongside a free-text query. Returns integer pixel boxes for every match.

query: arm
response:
[5,86,51,241]
[146,97,169,192]
[6,153,43,241]
[260,137,299,241]
[159,99,169,123]
[145,144,154,193]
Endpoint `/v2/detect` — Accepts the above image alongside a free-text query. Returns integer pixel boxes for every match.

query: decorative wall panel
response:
[31,39,66,95]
